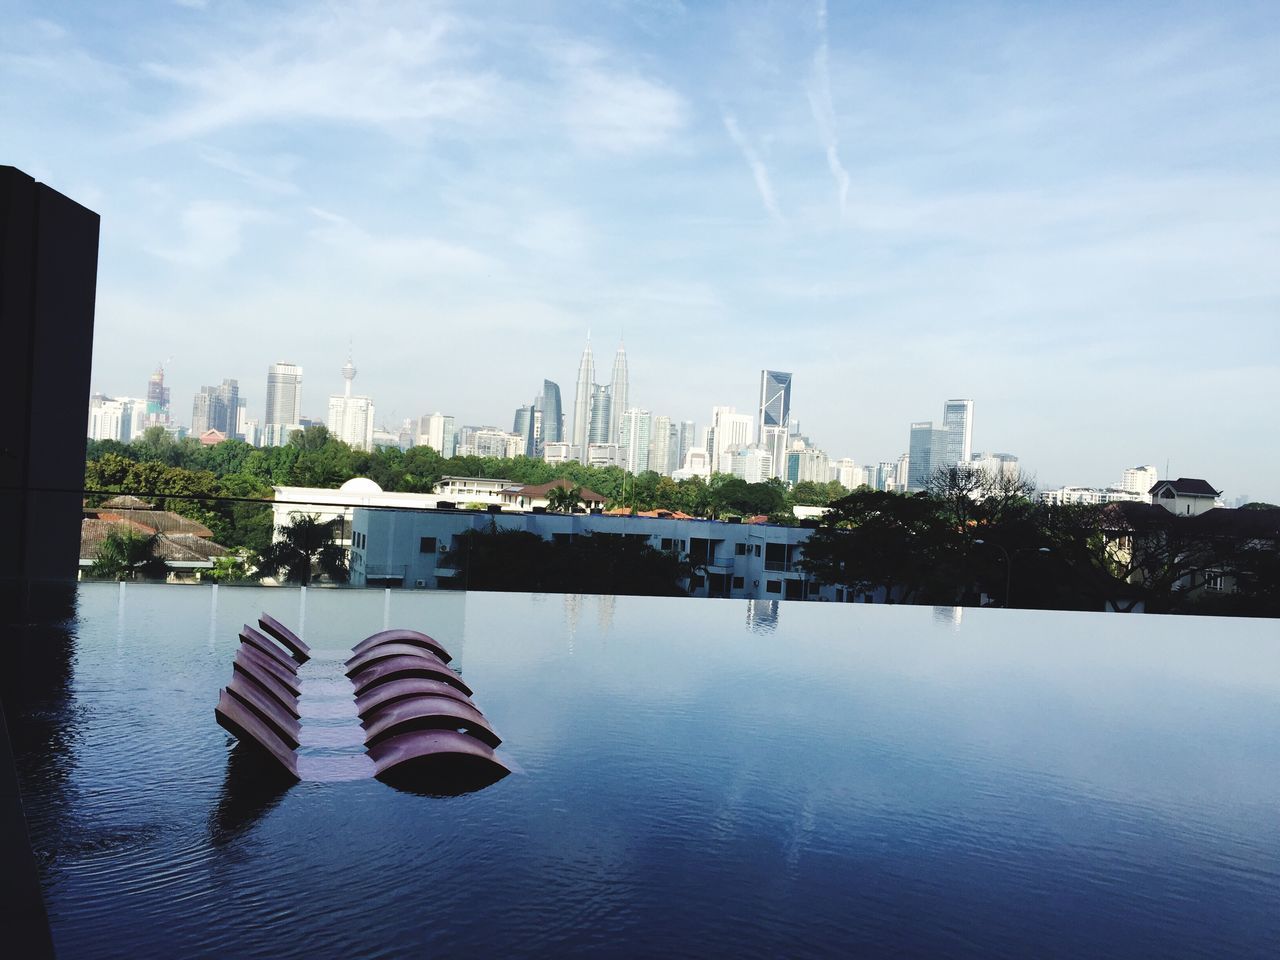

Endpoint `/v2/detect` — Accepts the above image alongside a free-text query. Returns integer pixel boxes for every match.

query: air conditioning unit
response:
[415,579,426,588]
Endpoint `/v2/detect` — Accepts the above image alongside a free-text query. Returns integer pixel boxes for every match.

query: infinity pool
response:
[10,584,1280,958]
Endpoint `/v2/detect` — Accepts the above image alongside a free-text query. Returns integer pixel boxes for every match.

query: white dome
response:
[339,477,382,494]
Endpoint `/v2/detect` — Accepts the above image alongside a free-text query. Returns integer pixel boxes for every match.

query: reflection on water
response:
[745,598,779,633]
[207,744,293,846]
[9,584,1280,960]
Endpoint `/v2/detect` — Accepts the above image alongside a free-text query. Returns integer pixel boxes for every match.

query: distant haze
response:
[5,1,1277,501]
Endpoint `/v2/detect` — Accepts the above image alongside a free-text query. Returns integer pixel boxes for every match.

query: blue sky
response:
[4,0,1278,500]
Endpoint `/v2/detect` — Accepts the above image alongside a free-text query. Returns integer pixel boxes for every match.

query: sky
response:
[3,0,1278,501]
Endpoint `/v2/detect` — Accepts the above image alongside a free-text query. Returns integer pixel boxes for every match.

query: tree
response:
[89,531,170,581]
[546,484,583,513]
[257,513,348,585]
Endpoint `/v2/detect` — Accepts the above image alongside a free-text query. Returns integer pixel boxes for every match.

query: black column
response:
[0,165,100,625]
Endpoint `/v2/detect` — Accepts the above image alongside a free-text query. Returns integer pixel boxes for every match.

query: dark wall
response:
[0,166,100,624]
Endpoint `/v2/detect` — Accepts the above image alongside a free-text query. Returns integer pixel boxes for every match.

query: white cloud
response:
[306,207,498,277]
[723,113,784,224]
[555,43,688,152]
[147,200,267,266]
[140,5,496,142]
[806,0,850,219]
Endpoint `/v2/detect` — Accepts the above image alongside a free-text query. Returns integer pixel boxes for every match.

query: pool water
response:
[10,584,1280,958]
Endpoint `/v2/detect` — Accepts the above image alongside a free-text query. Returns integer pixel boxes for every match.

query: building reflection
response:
[745,599,779,633]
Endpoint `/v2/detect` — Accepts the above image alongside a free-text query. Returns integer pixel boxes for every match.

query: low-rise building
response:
[348,508,858,602]
[1150,478,1221,517]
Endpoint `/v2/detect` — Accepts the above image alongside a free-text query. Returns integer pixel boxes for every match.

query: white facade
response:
[1039,486,1146,506]
[543,442,572,465]
[970,452,1021,482]
[1121,465,1159,495]
[833,458,861,490]
[619,408,651,474]
[87,394,147,442]
[673,446,711,481]
[649,415,674,476]
[264,362,303,434]
[327,359,375,451]
[786,444,830,485]
[586,443,622,469]
[726,445,775,484]
[416,413,455,457]
[708,406,753,474]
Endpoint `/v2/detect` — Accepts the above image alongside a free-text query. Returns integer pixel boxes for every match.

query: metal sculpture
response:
[257,613,310,664]
[239,624,299,674]
[355,677,475,718]
[215,690,300,781]
[366,730,509,784]
[349,655,474,698]
[347,628,451,664]
[344,643,454,677]
[362,695,502,749]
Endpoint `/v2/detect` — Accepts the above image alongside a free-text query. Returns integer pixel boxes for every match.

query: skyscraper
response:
[513,404,535,457]
[145,366,171,426]
[540,380,563,444]
[571,336,594,457]
[907,421,950,491]
[649,414,674,476]
[677,420,696,472]
[619,408,651,474]
[417,413,456,457]
[709,406,754,474]
[942,399,974,466]
[327,358,374,451]
[192,378,239,437]
[589,384,612,444]
[264,361,303,445]
[759,370,792,479]
[608,340,628,445]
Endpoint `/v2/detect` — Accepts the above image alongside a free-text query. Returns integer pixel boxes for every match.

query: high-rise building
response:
[833,458,861,491]
[677,421,696,474]
[708,406,753,474]
[619,408,651,474]
[541,380,563,444]
[907,421,950,491]
[608,341,628,445]
[192,379,238,437]
[758,370,792,477]
[264,361,303,446]
[1121,464,1159,495]
[327,358,374,451]
[942,399,974,466]
[649,415,675,476]
[145,366,171,426]
[589,384,612,445]
[416,412,456,458]
[513,404,535,457]
[571,336,594,457]
[87,394,147,442]
[786,442,829,485]
[726,444,775,484]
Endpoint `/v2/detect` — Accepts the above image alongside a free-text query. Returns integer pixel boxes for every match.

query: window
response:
[660,538,673,551]
[754,544,761,557]
[735,543,746,556]
[690,575,705,589]
[766,580,781,594]
[732,576,744,589]
[419,537,436,554]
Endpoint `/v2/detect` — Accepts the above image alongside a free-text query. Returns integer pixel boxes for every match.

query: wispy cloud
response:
[140,5,496,142]
[306,207,498,277]
[147,200,268,266]
[555,43,688,152]
[723,113,784,224]
[806,0,850,219]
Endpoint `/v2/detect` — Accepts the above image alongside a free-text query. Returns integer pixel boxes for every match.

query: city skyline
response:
[10,2,1277,500]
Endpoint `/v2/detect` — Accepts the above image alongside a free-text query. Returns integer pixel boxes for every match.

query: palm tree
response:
[546,483,583,514]
[90,530,170,581]
[257,513,349,585]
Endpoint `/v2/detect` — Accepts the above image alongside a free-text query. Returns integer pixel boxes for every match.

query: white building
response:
[708,406,753,474]
[969,452,1021,482]
[673,446,711,481]
[649,415,675,476]
[416,413,456,457]
[349,507,871,602]
[725,445,775,484]
[543,442,572,465]
[619,408,652,474]
[786,442,829,485]
[326,359,375,451]
[1150,478,1222,516]
[1121,465,1159,495]
[264,361,303,447]
[832,458,862,490]
[586,443,622,469]
[87,394,147,442]
[1038,486,1146,506]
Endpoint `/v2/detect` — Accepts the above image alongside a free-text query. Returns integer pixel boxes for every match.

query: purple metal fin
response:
[258,613,310,664]
[233,652,301,719]
[240,624,298,674]
[215,690,300,781]
[349,655,473,698]
[345,643,447,678]
[362,695,501,749]
[348,628,451,664]
[368,729,509,785]
[226,674,301,749]
[355,678,475,719]
[236,641,301,694]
